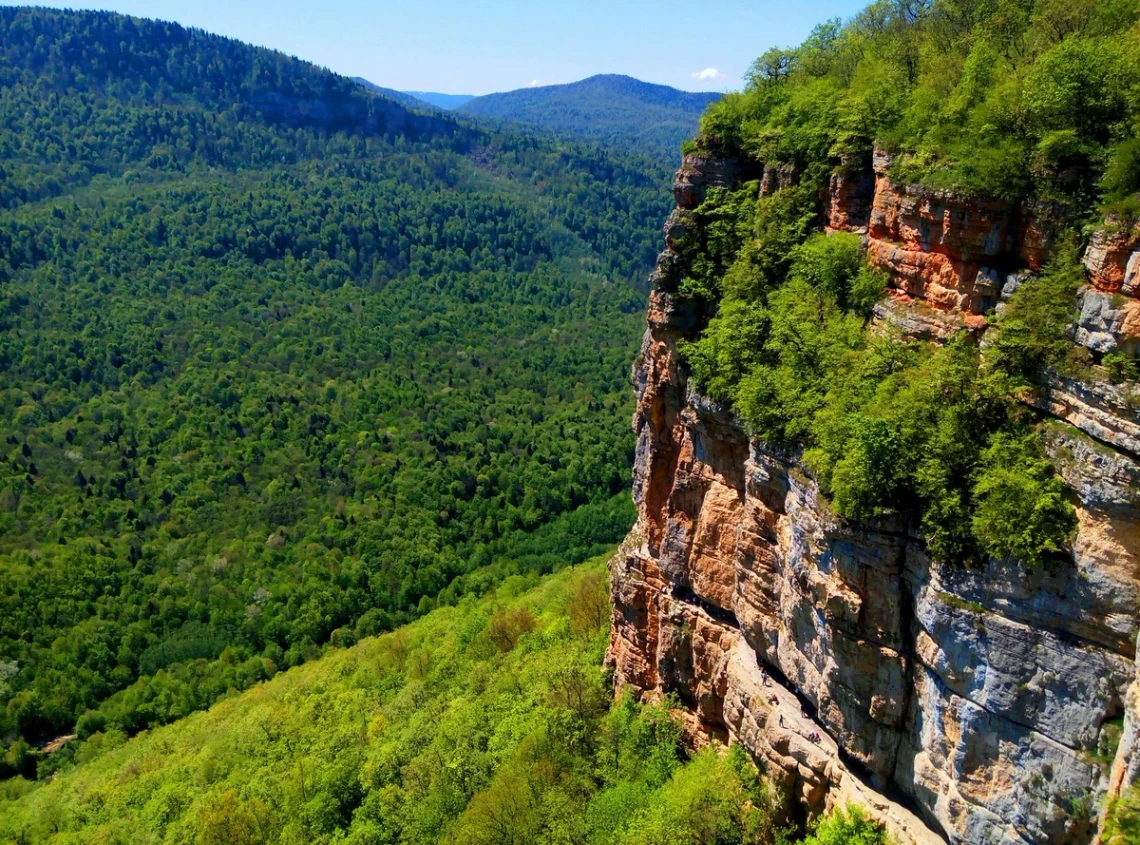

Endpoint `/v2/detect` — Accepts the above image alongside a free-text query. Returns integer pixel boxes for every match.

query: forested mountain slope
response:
[458,75,721,161]
[0,556,891,845]
[0,6,667,769]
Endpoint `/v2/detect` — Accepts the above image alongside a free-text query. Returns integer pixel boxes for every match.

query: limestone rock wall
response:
[608,153,1140,844]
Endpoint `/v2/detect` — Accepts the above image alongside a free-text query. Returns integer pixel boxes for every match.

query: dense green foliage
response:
[699,0,1140,208]
[0,8,449,208]
[681,186,1080,564]
[0,559,798,845]
[989,238,1088,377]
[800,806,893,845]
[671,0,1139,565]
[0,7,671,762]
[459,75,720,162]
[1105,782,1140,844]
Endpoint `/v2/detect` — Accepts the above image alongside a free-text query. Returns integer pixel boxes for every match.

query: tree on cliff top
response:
[677,0,1107,568]
[801,804,894,845]
[700,0,1140,207]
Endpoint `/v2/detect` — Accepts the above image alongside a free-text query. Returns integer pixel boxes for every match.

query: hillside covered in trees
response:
[459,75,721,162]
[0,557,893,845]
[0,6,669,768]
[3,0,1140,842]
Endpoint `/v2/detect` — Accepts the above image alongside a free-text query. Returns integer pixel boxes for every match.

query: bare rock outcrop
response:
[1084,222,1140,295]
[672,153,741,210]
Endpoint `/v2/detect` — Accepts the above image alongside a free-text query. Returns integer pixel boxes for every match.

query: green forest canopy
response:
[0,557,891,845]
[3,3,1139,834]
[0,6,670,763]
[698,0,1140,207]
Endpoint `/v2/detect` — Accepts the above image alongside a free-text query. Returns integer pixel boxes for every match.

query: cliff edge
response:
[607,151,1140,845]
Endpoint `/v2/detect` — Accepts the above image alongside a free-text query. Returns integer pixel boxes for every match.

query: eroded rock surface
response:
[608,153,1140,844]
[827,152,1140,355]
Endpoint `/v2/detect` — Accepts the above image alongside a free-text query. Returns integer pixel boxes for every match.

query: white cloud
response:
[691,68,724,81]
[527,79,541,88]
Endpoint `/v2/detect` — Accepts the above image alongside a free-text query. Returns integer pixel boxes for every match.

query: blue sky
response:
[5,0,868,95]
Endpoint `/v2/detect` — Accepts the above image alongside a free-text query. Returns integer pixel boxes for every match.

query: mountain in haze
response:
[458,74,721,160]
[404,90,474,109]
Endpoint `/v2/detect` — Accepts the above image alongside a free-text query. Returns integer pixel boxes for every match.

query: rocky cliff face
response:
[608,153,1140,844]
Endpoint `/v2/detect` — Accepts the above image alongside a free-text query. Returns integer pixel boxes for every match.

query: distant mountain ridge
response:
[350,76,436,110]
[349,79,473,111]
[459,74,721,160]
[348,73,720,160]
[404,90,474,109]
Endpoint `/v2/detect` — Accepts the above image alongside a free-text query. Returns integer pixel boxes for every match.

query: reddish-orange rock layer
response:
[828,152,1140,350]
[1084,221,1140,295]
[670,150,1139,350]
